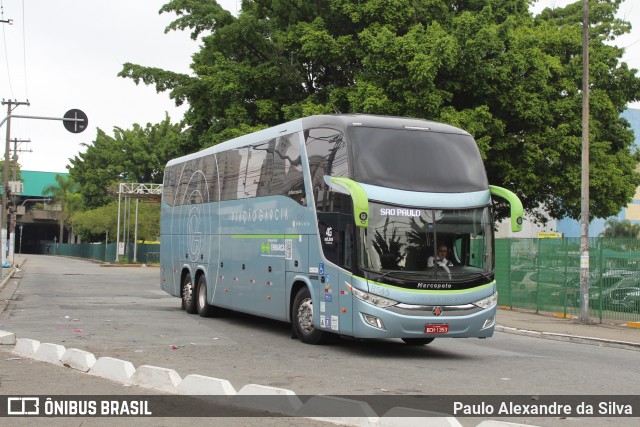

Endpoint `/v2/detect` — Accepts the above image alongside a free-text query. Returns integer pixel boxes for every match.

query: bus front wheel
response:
[292,287,325,345]
[181,272,197,314]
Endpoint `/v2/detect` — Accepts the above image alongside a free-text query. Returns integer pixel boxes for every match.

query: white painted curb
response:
[300,395,378,426]
[476,421,541,427]
[238,384,303,415]
[378,407,463,427]
[130,365,182,393]
[61,348,97,372]
[34,342,66,366]
[13,338,40,357]
[89,356,136,383]
[178,374,237,395]
[0,330,16,345]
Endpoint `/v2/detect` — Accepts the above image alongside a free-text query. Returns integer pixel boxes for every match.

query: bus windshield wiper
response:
[361,268,404,282]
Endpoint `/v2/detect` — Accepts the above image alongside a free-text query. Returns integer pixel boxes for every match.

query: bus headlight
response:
[473,292,498,309]
[346,283,398,308]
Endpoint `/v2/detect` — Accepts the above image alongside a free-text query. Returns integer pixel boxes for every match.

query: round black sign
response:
[63,109,88,133]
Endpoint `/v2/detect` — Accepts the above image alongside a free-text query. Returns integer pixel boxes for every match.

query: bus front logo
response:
[432,306,443,316]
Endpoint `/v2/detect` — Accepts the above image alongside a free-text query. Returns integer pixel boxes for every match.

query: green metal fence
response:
[496,238,640,323]
[41,242,160,265]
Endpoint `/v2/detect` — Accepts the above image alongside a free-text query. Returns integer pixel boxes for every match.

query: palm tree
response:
[43,175,83,243]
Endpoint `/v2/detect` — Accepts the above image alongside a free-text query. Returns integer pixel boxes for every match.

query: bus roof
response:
[166,114,471,166]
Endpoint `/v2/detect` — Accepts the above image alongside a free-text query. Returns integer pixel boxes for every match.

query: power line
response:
[20,0,27,98]
[1,0,14,98]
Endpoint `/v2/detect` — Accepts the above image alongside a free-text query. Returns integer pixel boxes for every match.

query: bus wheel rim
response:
[297,297,314,333]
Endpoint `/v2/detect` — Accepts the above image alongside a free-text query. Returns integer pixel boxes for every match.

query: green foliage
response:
[119,0,640,222]
[0,160,21,183]
[71,202,160,243]
[600,218,640,238]
[68,114,185,208]
[42,175,83,243]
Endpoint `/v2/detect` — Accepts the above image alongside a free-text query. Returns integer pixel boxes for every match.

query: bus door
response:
[316,202,356,336]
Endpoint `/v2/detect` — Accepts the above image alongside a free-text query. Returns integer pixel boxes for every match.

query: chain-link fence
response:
[40,242,160,265]
[496,238,640,323]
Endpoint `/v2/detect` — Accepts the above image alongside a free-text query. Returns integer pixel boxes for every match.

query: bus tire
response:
[181,272,197,314]
[292,287,325,345]
[197,275,215,317]
[401,338,435,345]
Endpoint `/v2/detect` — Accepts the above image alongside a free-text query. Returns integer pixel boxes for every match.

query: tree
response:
[42,174,83,243]
[71,201,160,244]
[599,218,640,238]
[119,0,640,222]
[68,114,185,208]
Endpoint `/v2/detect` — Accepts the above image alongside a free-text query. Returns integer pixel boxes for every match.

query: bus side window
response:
[255,139,275,197]
[204,153,219,202]
[244,142,269,198]
[163,164,178,206]
[305,128,348,208]
[218,149,244,201]
[271,133,306,205]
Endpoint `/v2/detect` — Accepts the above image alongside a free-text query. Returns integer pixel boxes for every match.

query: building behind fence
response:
[44,238,640,323]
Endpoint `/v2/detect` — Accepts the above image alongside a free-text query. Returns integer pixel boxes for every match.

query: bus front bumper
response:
[350,298,497,339]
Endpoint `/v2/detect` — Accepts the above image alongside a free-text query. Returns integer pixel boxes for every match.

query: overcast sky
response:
[0,0,638,173]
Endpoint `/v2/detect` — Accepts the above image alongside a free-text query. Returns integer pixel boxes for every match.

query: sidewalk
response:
[495,306,640,351]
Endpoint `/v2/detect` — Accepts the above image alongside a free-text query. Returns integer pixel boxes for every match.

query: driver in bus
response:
[428,243,454,268]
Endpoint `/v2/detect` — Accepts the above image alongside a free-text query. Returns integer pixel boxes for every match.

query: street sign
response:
[63,109,88,133]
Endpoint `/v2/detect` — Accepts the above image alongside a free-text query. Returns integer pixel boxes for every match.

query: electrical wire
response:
[1,0,15,98]
[21,0,27,98]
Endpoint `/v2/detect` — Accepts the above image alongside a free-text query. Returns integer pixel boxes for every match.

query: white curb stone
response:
[34,343,66,366]
[61,348,97,372]
[237,384,303,415]
[178,374,237,395]
[378,407,463,427]
[0,330,16,345]
[130,365,182,393]
[476,421,541,427]
[13,338,40,358]
[299,396,378,427]
[89,356,136,383]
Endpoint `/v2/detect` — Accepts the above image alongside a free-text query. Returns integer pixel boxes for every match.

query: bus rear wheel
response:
[402,338,435,345]
[292,287,325,345]
[181,272,197,314]
[196,275,216,317]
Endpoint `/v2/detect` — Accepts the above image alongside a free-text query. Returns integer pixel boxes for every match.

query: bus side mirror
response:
[327,177,369,228]
[489,185,523,232]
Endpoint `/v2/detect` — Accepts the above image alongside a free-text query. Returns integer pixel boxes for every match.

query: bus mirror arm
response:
[489,185,523,232]
[328,177,370,228]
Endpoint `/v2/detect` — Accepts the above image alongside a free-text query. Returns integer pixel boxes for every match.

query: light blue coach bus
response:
[160,115,522,345]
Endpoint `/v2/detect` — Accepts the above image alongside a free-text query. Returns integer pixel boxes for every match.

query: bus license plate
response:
[425,324,449,334]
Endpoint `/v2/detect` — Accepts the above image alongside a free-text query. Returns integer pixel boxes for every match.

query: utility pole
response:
[9,137,31,265]
[1,99,30,267]
[579,0,591,323]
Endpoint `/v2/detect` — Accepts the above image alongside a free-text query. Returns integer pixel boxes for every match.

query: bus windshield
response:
[349,127,488,193]
[359,202,494,281]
